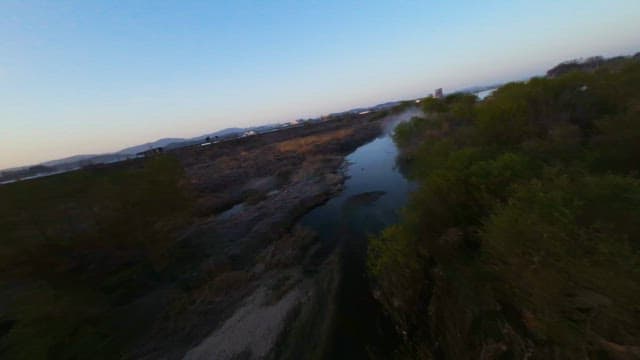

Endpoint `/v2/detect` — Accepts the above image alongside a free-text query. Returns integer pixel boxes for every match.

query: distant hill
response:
[117,138,185,155]
[201,127,244,139]
[0,126,268,181]
[41,154,100,167]
[119,128,251,153]
[2,92,496,180]
[546,53,639,77]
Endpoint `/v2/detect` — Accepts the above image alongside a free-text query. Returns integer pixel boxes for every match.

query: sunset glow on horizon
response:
[1,0,639,169]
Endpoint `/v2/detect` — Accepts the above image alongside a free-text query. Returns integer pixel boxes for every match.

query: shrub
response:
[369,57,640,357]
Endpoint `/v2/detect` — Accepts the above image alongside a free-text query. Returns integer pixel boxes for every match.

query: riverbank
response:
[151,107,421,360]
[0,100,422,359]
[297,108,420,359]
[0,107,405,359]
[128,111,393,359]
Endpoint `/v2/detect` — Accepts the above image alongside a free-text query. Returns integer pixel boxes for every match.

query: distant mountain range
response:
[0,92,494,184]
[116,127,249,155]
[117,138,185,155]
[1,91,503,183]
[6,52,639,185]
[0,125,285,183]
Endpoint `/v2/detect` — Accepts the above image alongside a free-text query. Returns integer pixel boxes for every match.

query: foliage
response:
[483,173,640,346]
[420,97,448,114]
[0,155,192,359]
[369,57,640,357]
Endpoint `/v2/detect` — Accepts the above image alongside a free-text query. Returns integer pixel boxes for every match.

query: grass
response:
[0,155,193,359]
[276,129,354,153]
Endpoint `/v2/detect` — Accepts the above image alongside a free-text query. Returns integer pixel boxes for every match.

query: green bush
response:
[369,57,640,357]
[482,173,640,346]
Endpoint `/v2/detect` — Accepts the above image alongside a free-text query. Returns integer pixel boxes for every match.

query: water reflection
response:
[300,110,418,359]
[301,117,416,240]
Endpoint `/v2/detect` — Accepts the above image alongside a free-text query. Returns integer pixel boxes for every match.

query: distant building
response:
[434,88,444,99]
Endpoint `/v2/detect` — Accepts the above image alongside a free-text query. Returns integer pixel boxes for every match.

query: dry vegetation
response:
[276,128,354,153]
[0,108,387,359]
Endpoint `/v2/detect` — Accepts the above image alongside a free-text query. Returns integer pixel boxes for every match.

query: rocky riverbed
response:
[127,110,397,359]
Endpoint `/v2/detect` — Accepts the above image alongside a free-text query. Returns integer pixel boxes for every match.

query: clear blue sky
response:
[1,1,639,169]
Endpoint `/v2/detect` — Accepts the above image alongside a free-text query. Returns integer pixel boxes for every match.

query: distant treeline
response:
[0,165,55,183]
[368,54,640,358]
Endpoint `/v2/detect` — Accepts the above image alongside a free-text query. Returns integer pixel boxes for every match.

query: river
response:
[300,109,419,359]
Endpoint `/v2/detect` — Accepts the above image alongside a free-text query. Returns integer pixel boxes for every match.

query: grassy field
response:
[276,129,354,153]
[0,155,193,359]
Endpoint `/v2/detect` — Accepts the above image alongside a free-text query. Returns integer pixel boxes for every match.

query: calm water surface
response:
[301,111,418,359]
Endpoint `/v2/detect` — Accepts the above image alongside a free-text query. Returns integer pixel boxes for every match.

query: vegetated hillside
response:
[368,55,640,359]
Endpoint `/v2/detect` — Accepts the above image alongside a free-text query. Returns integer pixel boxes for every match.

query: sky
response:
[1,1,639,169]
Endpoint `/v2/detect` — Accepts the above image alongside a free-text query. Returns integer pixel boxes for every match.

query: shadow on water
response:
[300,109,419,359]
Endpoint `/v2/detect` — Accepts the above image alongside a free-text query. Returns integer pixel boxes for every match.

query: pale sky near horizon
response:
[1,1,639,169]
